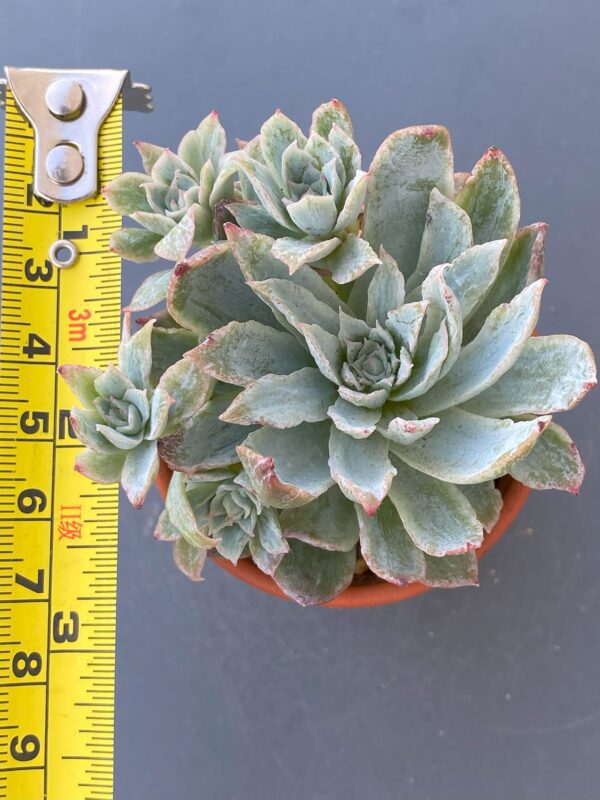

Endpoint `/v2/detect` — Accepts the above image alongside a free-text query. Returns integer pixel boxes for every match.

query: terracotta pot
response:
[156,461,530,609]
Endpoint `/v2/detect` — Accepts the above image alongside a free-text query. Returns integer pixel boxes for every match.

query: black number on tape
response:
[19,411,49,435]
[24,257,53,283]
[22,333,51,359]
[17,488,47,514]
[12,651,42,678]
[15,569,45,594]
[10,734,40,762]
[53,611,80,644]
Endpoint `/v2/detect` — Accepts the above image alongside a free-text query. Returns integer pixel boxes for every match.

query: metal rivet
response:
[49,239,79,269]
[45,78,84,120]
[46,143,84,185]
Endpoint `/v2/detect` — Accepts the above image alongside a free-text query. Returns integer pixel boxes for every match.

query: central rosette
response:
[208,481,260,537]
[342,323,403,395]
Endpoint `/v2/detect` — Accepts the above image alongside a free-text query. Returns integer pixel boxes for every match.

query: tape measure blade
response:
[0,90,122,800]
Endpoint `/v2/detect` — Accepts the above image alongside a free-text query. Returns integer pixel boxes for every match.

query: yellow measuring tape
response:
[0,89,122,798]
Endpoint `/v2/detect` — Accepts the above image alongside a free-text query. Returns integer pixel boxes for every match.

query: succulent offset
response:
[63,99,596,605]
[104,112,235,264]
[60,313,212,507]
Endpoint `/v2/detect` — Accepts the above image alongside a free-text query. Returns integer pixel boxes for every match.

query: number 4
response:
[22,333,51,359]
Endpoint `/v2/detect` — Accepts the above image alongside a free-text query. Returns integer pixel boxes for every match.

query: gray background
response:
[1,1,599,798]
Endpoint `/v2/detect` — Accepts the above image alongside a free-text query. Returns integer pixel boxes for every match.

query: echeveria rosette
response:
[104,111,235,264]
[59,314,213,508]
[154,469,289,581]
[228,100,380,284]
[162,213,595,603]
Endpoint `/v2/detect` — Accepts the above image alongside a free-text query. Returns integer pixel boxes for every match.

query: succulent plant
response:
[60,314,212,507]
[228,100,380,283]
[154,469,289,581]
[103,112,235,264]
[64,102,596,605]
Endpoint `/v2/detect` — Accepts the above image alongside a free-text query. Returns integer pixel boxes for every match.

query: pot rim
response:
[156,462,530,608]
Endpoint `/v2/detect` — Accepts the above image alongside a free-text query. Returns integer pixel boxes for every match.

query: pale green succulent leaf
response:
[238,422,334,509]
[110,227,161,263]
[156,354,215,430]
[148,326,199,388]
[248,278,340,335]
[227,202,293,239]
[254,508,288,556]
[159,393,256,473]
[328,396,381,439]
[346,266,376,320]
[414,279,545,415]
[134,140,163,174]
[93,364,135,399]
[192,320,311,387]
[154,508,181,542]
[178,111,226,177]
[338,307,369,340]
[459,482,503,532]
[167,242,276,336]
[389,458,483,556]
[208,161,236,209]
[154,206,195,261]
[225,225,346,312]
[58,364,102,406]
[392,322,449,401]
[233,155,296,230]
[328,124,361,182]
[366,248,405,327]
[260,110,307,184]
[329,427,396,514]
[441,240,506,322]
[220,367,337,428]
[464,223,547,342]
[95,424,143,451]
[299,323,342,384]
[124,269,172,312]
[165,470,214,547]
[376,408,439,444]
[337,385,389,409]
[280,485,359,552]
[250,528,287,577]
[406,187,473,291]
[364,125,454,278]
[333,172,369,234]
[456,147,520,245]
[385,301,428,354]
[148,388,173,439]
[173,538,207,581]
[271,236,340,272]
[391,407,551,483]
[70,408,114,453]
[103,171,152,215]
[357,498,426,585]
[130,211,176,237]
[75,448,125,484]
[421,265,463,378]
[119,316,154,390]
[150,149,193,184]
[215,524,250,563]
[462,335,596,417]
[423,551,479,587]
[318,234,380,285]
[285,194,338,237]
[121,439,159,508]
[272,539,356,606]
[510,422,585,493]
[311,99,354,139]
